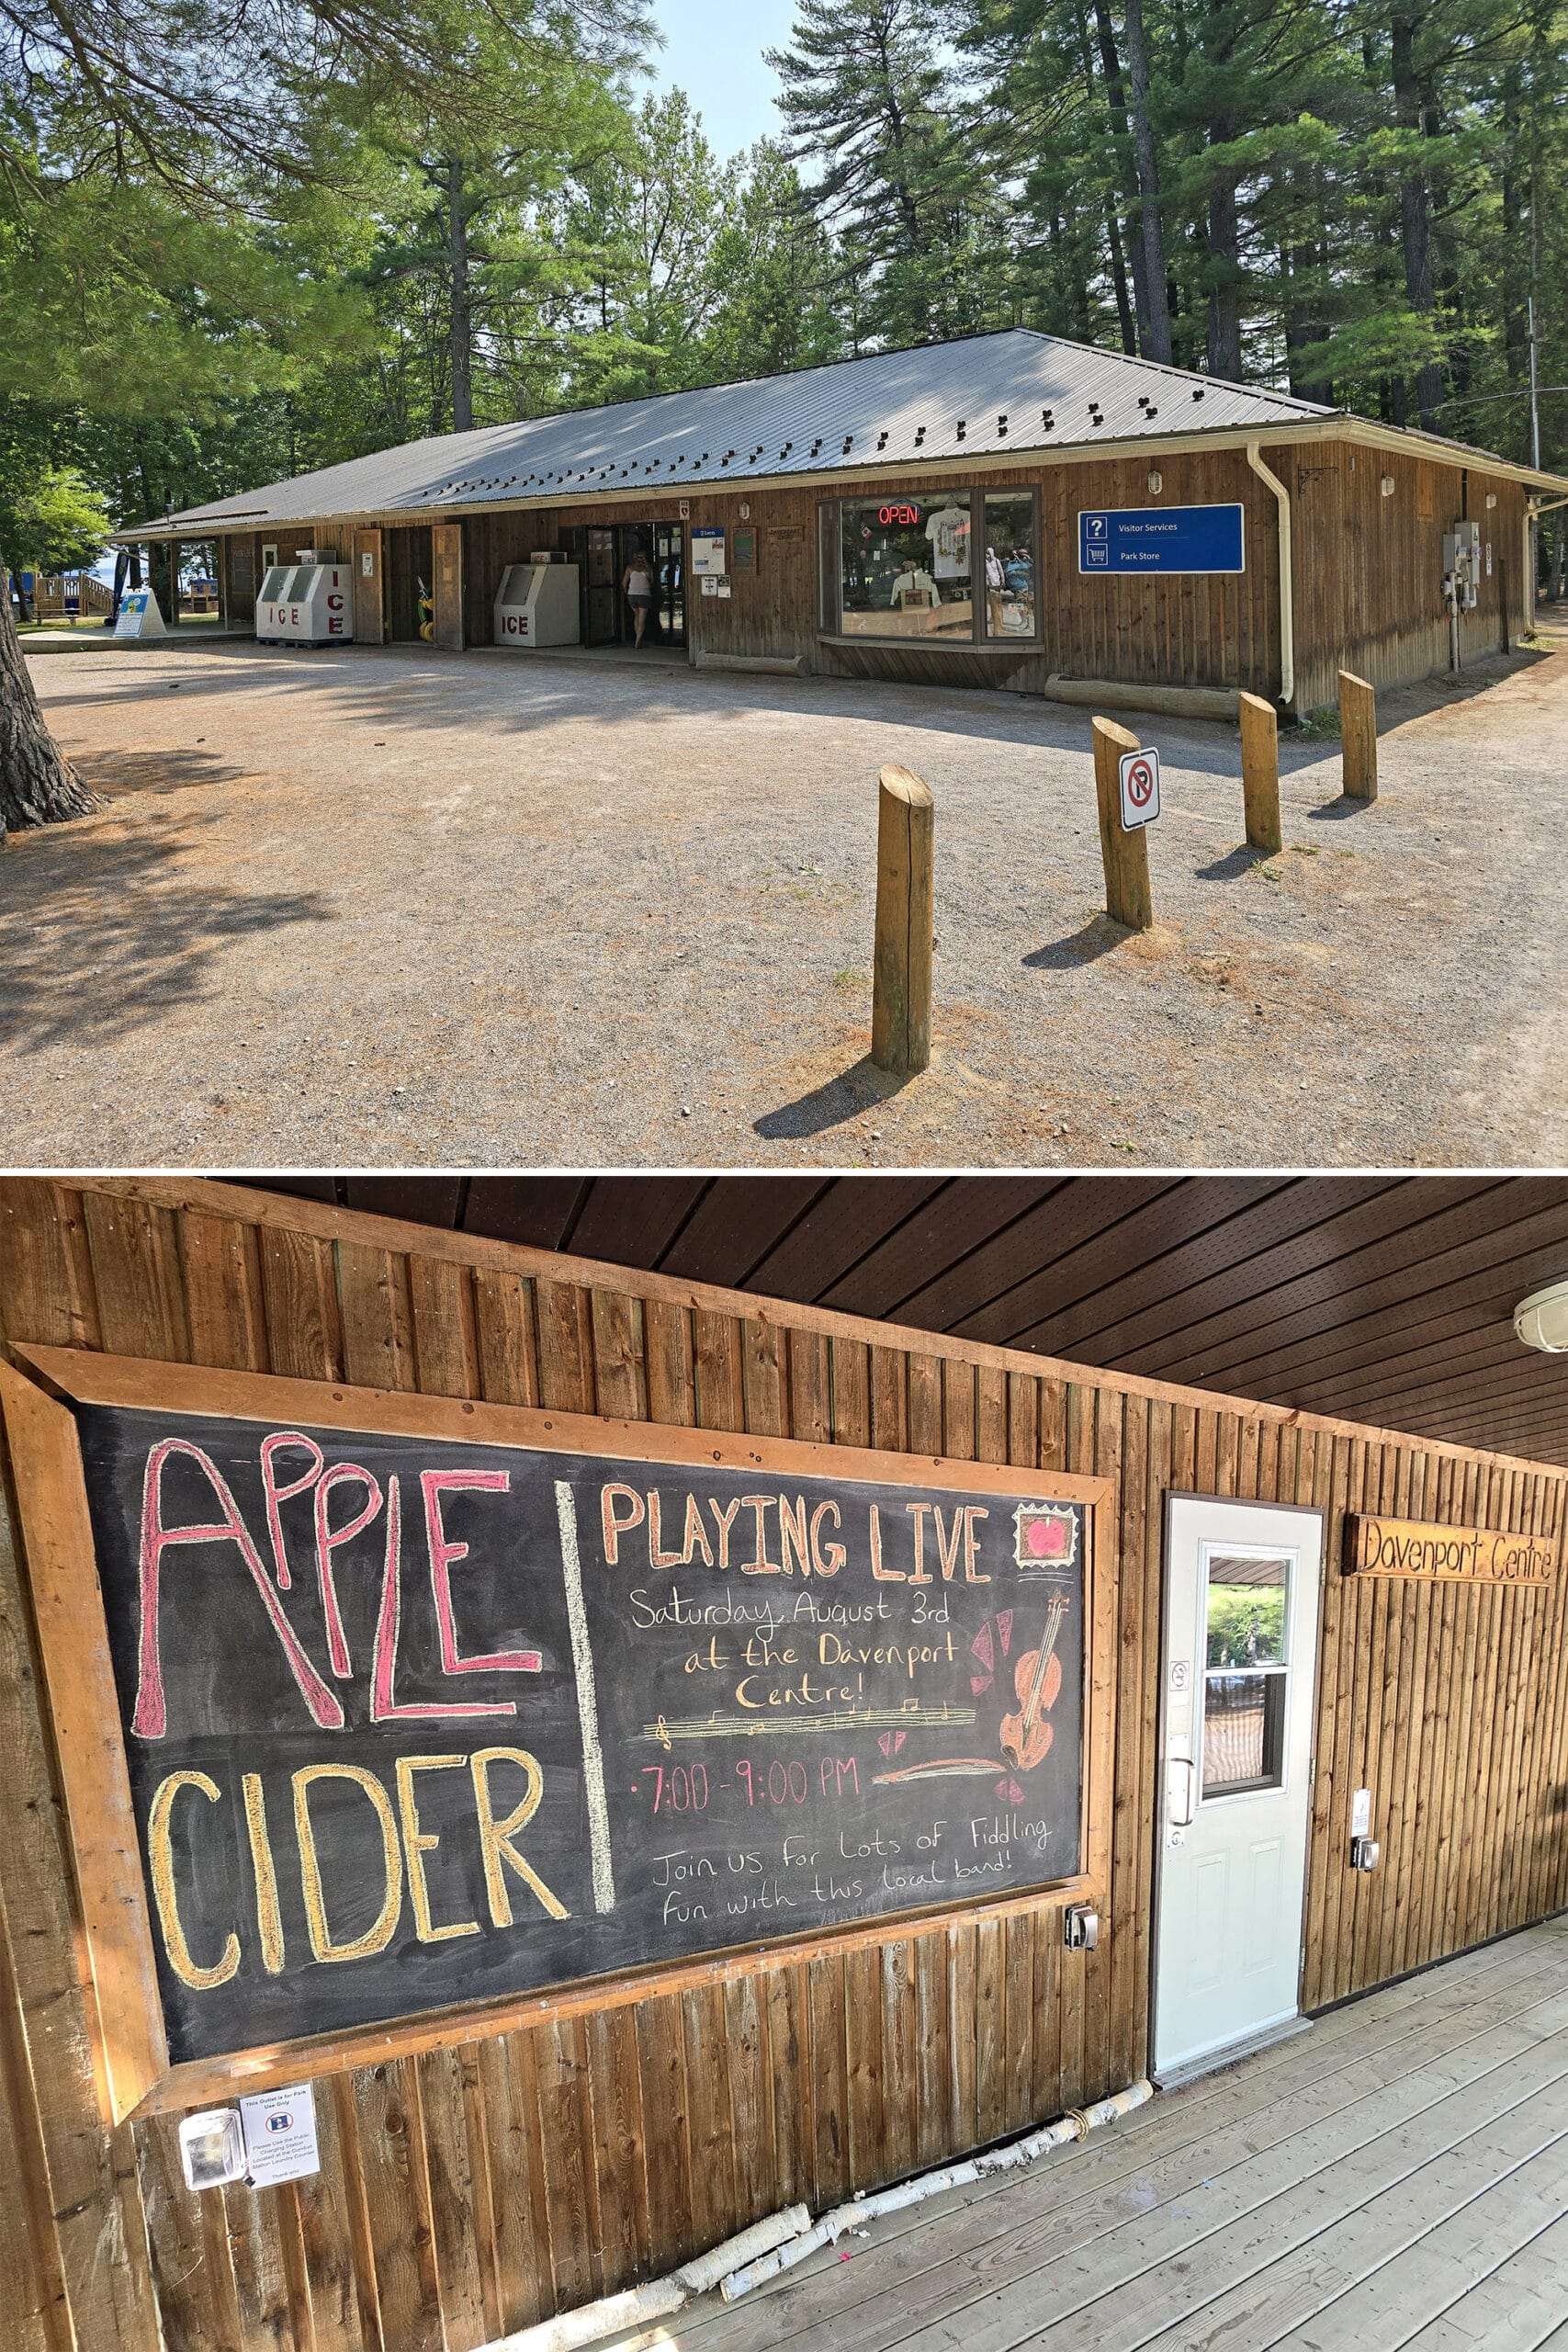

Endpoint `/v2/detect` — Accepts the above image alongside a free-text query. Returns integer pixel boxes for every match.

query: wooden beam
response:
[871,765,935,1076]
[1091,718,1154,932]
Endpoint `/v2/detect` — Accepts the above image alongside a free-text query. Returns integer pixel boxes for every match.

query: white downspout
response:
[1247,440,1294,712]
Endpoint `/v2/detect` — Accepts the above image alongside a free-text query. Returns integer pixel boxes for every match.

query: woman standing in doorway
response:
[622,542,656,646]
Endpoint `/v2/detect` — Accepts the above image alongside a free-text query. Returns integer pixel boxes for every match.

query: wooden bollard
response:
[1340,670,1377,801]
[1238,692,1281,854]
[872,763,934,1075]
[1091,718,1154,932]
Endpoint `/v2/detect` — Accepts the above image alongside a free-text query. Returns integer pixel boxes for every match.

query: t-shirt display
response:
[925,505,971,580]
[838,496,975,640]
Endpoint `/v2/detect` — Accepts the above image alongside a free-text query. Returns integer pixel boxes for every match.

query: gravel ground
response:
[6,628,1567,1171]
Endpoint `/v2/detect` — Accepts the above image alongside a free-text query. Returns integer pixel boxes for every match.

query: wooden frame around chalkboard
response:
[2,1342,1115,2124]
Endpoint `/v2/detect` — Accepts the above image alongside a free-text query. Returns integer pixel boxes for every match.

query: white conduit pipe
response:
[489,2077,1153,2350]
[1246,440,1294,713]
[722,2076,1153,2301]
[491,2204,811,2352]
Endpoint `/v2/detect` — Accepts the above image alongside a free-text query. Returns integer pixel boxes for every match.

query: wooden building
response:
[126,331,1568,714]
[1,1171,1566,2352]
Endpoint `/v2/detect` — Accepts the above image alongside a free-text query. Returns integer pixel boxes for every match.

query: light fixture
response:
[1485,491,1498,510]
[1147,469,1163,495]
[1381,476,1396,498]
[1515,1279,1568,1352]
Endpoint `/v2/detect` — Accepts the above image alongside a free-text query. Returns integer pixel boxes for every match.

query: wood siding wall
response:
[2,1176,1565,2352]
[215,436,1532,708]
[1292,450,1528,710]
[437,447,1283,695]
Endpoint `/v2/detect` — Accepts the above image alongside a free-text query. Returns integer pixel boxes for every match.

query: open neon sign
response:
[877,503,921,526]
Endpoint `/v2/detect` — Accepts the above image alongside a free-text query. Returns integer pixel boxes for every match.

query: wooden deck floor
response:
[614,1917,1568,2352]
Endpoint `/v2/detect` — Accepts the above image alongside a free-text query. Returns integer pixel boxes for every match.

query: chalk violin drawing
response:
[875,1545,1077,1790]
[998,1592,1070,1774]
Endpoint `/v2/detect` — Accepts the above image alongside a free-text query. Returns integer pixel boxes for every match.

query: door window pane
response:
[1205,1552,1289,1668]
[1203,1671,1287,1794]
[983,493,1037,639]
[839,496,973,639]
[1201,1550,1291,1797]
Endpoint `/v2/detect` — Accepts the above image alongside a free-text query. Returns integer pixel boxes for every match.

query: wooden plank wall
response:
[443,447,1282,695]
[1291,452,1528,711]
[2,1176,1565,2352]
[211,437,1529,707]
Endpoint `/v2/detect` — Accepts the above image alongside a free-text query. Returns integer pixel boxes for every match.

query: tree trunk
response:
[1121,0,1172,363]
[1280,177,1326,400]
[448,161,474,435]
[1105,201,1137,354]
[1390,6,1444,429]
[1206,154,1242,379]
[1089,0,1148,353]
[0,572,99,832]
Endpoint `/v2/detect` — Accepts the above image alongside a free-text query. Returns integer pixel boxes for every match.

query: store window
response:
[838,495,973,639]
[827,491,1040,644]
[983,492,1037,639]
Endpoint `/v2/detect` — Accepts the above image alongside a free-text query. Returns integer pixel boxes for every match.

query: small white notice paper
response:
[240,2084,321,2188]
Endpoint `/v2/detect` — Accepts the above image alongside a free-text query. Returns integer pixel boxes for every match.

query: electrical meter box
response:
[255,561,355,645]
[1443,521,1482,609]
[494,562,581,648]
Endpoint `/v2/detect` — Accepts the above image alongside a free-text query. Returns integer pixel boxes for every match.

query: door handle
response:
[1168,1757,1197,1827]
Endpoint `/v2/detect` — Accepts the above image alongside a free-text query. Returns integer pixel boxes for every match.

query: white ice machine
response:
[493,561,581,648]
[255,560,355,645]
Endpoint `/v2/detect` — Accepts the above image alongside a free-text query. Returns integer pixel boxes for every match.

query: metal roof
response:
[133,327,1563,534]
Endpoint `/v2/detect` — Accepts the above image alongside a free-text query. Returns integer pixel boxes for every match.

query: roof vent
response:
[914,425,926,444]
[998,414,1009,435]
[955,419,967,438]
[876,431,888,449]
[842,435,853,452]
[1192,388,1205,401]
[1145,405,1157,418]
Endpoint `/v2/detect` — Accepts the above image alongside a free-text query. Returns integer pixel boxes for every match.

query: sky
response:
[643,0,795,157]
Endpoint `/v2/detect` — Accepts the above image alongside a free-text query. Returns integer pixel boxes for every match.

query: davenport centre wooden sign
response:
[1,1349,1111,2120]
[1345,1513,1559,1586]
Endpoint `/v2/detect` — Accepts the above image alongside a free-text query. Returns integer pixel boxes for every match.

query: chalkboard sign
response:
[7,1355,1105,2095]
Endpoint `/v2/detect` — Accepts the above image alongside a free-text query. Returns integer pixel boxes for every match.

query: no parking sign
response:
[1118,745,1160,830]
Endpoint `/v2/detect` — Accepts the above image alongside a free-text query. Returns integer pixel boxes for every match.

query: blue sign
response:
[1078,503,1246,575]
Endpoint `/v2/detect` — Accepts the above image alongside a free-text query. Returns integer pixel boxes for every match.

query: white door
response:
[1153,1496,1323,2076]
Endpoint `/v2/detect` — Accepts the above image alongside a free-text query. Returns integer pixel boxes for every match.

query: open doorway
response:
[563,521,684,649]
[386,525,434,642]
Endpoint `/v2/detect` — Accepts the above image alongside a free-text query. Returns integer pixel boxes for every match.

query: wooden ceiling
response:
[241,1176,1568,1468]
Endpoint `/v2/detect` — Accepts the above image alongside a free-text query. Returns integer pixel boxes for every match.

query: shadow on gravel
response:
[1022,914,1132,968]
[1,752,334,1054]
[1305,796,1372,822]
[1195,845,1266,880]
[754,1055,911,1137]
